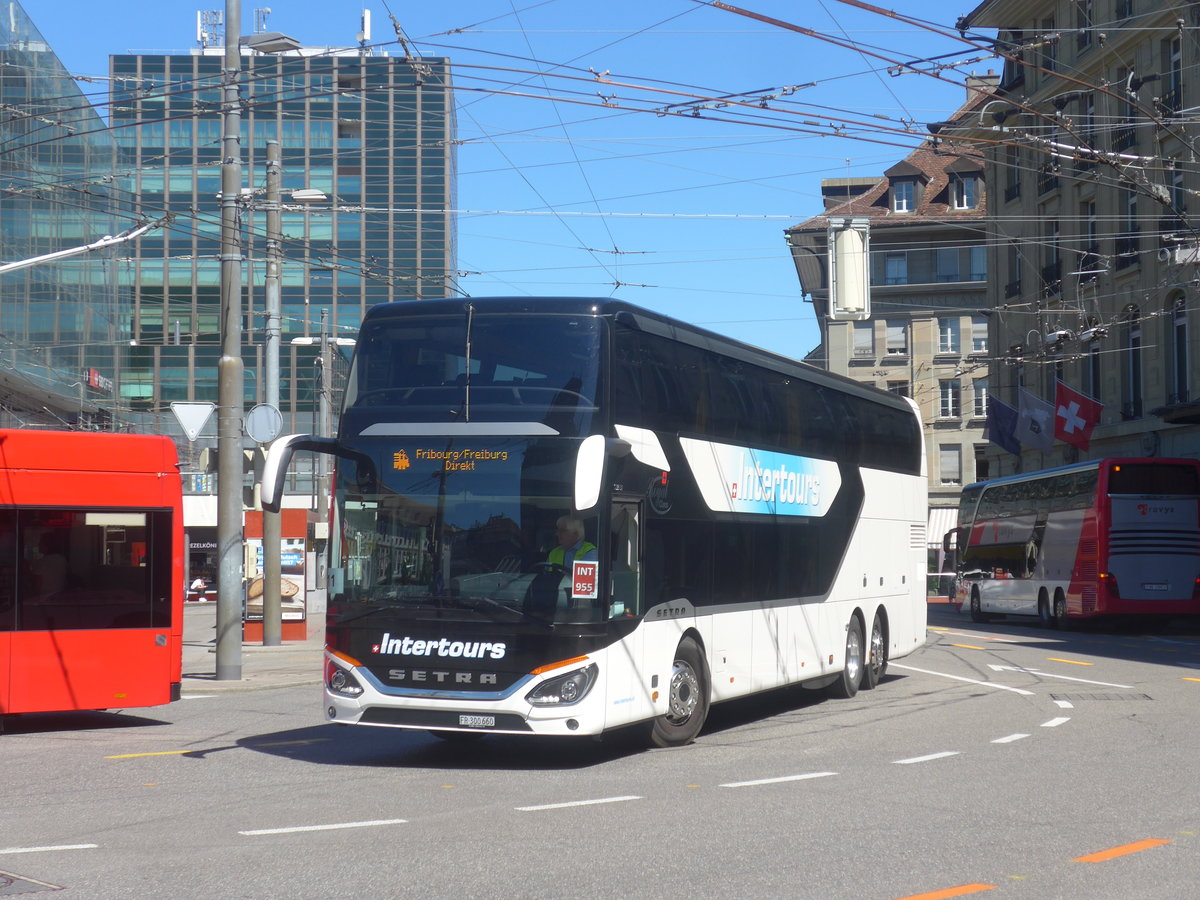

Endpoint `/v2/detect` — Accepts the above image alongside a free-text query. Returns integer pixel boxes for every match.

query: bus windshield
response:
[330,435,608,625]
[344,311,602,436]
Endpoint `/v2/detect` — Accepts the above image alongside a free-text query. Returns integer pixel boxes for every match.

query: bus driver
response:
[547,515,597,570]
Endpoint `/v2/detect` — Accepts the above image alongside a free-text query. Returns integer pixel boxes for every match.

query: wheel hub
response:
[667,661,700,722]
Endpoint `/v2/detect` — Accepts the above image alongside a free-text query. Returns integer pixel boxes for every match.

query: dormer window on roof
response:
[945,157,983,211]
[884,160,926,214]
[951,174,978,210]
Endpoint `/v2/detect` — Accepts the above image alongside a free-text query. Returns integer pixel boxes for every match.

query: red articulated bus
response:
[948,458,1200,627]
[0,429,184,718]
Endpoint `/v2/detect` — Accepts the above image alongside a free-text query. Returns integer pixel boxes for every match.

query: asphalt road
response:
[4,604,1200,899]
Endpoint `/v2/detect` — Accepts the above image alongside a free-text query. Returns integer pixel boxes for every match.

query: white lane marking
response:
[991,733,1030,744]
[720,772,837,788]
[1041,717,1071,728]
[1054,699,1075,709]
[935,631,1026,644]
[516,795,642,812]
[986,664,1133,689]
[0,844,98,855]
[181,694,216,700]
[894,751,960,765]
[890,663,1035,695]
[239,819,406,836]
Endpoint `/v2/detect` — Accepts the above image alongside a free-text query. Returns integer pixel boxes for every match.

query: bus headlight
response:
[327,661,364,697]
[526,663,598,707]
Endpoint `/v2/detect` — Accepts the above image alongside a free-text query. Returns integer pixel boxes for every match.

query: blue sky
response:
[31,0,993,359]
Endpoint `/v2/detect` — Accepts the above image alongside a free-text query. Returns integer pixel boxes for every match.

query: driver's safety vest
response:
[547,542,596,569]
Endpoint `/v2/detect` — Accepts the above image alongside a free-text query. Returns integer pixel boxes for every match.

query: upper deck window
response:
[345,313,602,437]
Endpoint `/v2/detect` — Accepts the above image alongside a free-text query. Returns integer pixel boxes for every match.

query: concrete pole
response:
[215,0,244,680]
[318,308,331,528]
[262,139,283,646]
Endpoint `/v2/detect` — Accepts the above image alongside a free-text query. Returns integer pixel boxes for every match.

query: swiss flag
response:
[1054,381,1103,450]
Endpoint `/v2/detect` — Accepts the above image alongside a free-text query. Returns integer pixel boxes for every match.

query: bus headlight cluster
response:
[327,661,364,697]
[525,663,598,707]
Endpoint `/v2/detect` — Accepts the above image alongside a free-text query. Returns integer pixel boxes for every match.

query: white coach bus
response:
[263,297,927,746]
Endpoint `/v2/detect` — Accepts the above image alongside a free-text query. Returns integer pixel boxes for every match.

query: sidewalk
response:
[181,601,324,693]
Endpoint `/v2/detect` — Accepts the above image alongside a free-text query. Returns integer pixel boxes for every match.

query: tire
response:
[970,589,988,623]
[861,610,887,690]
[648,637,709,748]
[1053,592,1072,630]
[829,615,864,699]
[1038,590,1053,628]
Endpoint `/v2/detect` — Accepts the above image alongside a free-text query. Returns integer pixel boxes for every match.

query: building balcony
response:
[1115,232,1140,269]
[1037,165,1060,195]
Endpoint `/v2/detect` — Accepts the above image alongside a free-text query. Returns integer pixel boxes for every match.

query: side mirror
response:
[573,435,632,514]
[261,434,375,513]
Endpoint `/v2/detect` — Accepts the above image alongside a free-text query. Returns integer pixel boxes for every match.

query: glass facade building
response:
[0,1,128,428]
[108,48,457,436]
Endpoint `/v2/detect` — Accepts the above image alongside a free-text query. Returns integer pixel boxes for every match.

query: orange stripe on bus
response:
[895,883,996,900]
[1074,838,1171,862]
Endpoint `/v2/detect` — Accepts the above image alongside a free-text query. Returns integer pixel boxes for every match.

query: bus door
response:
[604,499,645,730]
[609,500,643,618]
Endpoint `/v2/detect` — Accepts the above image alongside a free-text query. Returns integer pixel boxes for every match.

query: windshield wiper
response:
[470,594,553,629]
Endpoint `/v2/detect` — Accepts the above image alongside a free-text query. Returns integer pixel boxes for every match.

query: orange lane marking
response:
[1046,657,1094,666]
[1183,677,1200,683]
[1074,838,1171,862]
[951,644,985,650]
[895,884,997,900]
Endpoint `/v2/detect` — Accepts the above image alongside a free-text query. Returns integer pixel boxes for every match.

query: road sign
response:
[171,401,216,442]
[245,403,283,444]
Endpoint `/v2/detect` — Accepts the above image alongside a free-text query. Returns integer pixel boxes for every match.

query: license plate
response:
[458,715,495,729]
[1143,583,1169,591]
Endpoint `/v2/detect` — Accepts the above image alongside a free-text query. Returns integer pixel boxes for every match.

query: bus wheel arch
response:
[829,611,865,699]
[861,606,888,690]
[648,632,710,748]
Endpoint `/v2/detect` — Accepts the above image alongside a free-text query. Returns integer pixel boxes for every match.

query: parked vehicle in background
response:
[945,458,1200,627]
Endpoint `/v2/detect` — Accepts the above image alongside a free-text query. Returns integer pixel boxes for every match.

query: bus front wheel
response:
[649,637,709,748]
[829,616,864,699]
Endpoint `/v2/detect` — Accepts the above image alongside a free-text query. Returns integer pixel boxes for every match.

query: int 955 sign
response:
[572,560,598,600]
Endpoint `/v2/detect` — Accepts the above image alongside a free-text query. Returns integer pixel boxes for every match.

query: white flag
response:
[1016,389,1054,452]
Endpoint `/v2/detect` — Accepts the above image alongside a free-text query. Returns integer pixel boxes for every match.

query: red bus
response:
[0,430,184,717]
[949,458,1200,626]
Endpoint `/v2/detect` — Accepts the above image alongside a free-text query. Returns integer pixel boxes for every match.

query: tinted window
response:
[346,313,602,437]
[10,508,172,632]
[1108,463,1200,495]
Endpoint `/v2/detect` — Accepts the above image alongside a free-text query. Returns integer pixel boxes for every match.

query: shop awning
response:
[928,507,958,548]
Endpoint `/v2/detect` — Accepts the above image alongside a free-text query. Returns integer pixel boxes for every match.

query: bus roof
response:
[961,457,1200,494]
[360,296,912,415]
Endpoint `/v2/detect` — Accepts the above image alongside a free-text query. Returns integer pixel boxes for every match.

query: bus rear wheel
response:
[1053,592,1073,630]
[649,637,709,748]
[970,589,988,623]
[861,610,887,690]
[1038,590,1053,628]
[829,616,864,699]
